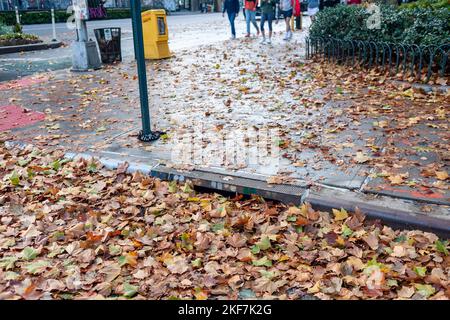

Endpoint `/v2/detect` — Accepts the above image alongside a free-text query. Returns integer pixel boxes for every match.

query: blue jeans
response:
[227,12,236,36]
[260,12,274,32]
[245,9,258,34]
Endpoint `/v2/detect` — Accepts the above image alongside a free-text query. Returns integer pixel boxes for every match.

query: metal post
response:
[51,9,57,41]
[15,6,20,25]
[130,2,138,60]
[130,0,162,141]
[71,0,102,72]
[77,19,88,42]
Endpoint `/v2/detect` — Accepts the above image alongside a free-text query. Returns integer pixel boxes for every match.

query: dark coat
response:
[223,0,240,14]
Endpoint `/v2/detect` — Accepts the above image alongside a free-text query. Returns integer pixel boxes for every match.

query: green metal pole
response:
[130,0,162,141]
[130,0,138,60]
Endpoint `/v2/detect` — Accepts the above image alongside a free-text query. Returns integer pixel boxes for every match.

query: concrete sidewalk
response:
[2,13,297,80]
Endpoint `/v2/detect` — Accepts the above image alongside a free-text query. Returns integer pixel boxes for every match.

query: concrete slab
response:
[364,123,450,205]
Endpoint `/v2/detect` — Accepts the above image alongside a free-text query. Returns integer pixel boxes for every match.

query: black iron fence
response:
[306,36,450,83]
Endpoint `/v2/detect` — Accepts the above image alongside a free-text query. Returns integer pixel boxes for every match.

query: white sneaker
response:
[283,33,289,40]
[266,38,271,44]
[230,35,236,40]
[288,31,293,40]
[260,38,266,44]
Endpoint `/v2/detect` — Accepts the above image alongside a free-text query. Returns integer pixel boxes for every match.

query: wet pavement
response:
[1,13,297,80]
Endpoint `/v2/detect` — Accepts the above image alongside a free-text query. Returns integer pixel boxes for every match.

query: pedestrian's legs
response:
[283,15,291,40]
[267,12,273,42]
[245,9,251,36]
[260,13,267,41]
[285,17,291,33]
[227,12,236,38]
[250,10,260,35]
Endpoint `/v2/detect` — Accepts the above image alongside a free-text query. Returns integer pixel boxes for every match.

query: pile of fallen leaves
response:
[0,143,448,300]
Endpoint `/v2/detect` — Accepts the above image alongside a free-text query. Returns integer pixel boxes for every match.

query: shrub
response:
[309,4,449,46]
[400,0,450,10]
[12,23,22,33]
[309,5,370,41]
[0,22,11,35]
[400,8,450,45]
[0,32,42,46]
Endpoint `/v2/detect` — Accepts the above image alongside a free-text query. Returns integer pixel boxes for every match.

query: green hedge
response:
[0,7,163,26]
[400,0,450,10]
[0,32,42,46]
[309,4,450,46]
[0,22,11,35]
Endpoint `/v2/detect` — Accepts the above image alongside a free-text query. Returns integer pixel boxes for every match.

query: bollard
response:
[51,9,57,41]
[15,6,20,25]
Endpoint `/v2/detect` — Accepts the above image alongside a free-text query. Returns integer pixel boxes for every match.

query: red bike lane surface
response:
[0,105,45,131]
[0,76,48,91]
[0,76,49,131]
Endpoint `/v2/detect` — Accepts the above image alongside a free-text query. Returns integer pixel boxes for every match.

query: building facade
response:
[0,0,223,11]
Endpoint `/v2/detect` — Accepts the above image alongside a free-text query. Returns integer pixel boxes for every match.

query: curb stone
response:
[0,41,63,55]
[304,188,450,238]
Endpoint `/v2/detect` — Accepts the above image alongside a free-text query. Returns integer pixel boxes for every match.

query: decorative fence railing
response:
[305,37,450,83]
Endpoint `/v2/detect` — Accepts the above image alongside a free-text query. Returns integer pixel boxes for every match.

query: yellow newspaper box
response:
[141,10,171,60]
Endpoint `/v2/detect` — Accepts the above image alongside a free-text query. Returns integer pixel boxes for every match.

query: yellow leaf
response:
[377,120,388,128]
[200,199,212,211]
[194,291,208,300]
[435,107,446,120]
[307,281,321,294]
[355,152,370,163]
[124,251,138,267]
[336,236,346,247]
[286,206,303,216]
[408,117,420,125]
[388,175,404,185]
[332,208,348,221]
[436,171,448,181]
[159,252,173,264]
[293,161,306,167]
[300,203,310,218]
[402,88,414,98]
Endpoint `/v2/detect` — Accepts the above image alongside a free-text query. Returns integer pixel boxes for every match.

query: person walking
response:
[244,0,260,37]
[260,0,278,44]
[278,0,295,40]
[307,0,320,23]
[293,0,302,30]
[222,0,240,39]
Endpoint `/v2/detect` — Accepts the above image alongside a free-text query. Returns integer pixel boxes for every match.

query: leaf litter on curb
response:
[0,143,448,300]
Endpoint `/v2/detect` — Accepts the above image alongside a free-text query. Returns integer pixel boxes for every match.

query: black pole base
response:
[138,130,164,142]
